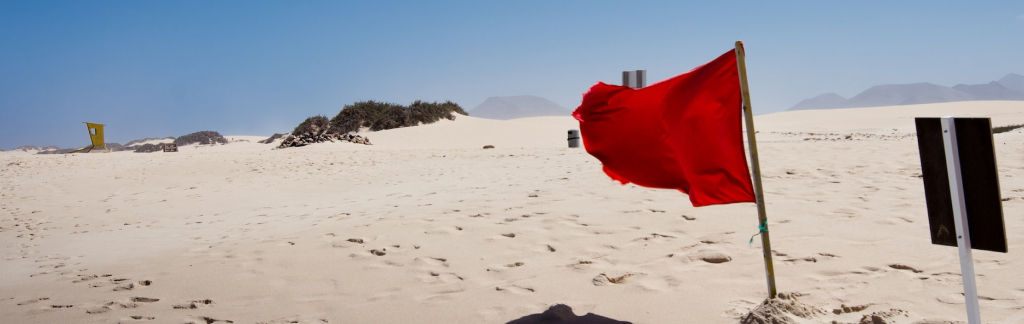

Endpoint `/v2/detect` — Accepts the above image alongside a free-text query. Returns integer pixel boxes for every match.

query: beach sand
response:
[3,101,1024,323]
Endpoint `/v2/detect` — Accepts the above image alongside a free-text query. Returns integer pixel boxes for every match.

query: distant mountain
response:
[788,73,1024,111]
[998,73,1024,92]
[469,95,571,120]
[845,83,974,107]
[789,93,847,111]
[952,82,1024,100]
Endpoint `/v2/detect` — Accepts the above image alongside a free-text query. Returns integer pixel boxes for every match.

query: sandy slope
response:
[2,102,1024,323]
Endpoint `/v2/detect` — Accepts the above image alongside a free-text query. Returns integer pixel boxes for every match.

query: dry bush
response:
[174,131,228,146]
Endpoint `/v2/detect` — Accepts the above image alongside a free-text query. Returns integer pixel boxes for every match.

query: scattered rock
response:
[851,309,909,324]
[277,132,371,148]
[483,145,495,149]
[833,304,871,315]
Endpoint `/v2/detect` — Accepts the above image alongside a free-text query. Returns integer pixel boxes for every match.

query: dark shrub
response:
[328,100,467,134]
[329,101,407,134]
[174,131,228,146]
[408,100,467,125]
[292,115,331,136]
[370,104,410,131]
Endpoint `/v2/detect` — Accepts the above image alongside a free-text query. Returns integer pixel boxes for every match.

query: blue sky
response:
[1,1,1023,149]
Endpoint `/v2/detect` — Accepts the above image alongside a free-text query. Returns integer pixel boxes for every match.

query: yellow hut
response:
[70,122,110,153]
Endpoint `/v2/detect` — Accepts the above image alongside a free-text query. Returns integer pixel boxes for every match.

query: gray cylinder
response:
[568,129,580,148]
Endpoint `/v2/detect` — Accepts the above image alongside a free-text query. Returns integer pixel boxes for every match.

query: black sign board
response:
[915,117,1007,253]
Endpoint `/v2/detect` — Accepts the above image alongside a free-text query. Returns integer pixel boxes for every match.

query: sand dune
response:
[2,101,1024,323]
[369,115,581,149]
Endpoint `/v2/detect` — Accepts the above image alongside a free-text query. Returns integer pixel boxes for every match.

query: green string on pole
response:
[749,221,768,247]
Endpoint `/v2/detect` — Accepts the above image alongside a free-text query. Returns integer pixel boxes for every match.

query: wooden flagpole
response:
[735,40,778,299]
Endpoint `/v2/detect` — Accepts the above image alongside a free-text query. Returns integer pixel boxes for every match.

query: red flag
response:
[572,49,755,207]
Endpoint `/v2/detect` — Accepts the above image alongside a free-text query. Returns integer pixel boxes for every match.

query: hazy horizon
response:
[2,1,1023,150]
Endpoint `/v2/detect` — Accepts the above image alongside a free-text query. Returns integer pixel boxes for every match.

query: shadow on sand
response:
[506,304,632,324]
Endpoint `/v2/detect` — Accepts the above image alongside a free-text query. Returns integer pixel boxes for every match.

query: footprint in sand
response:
[86,305,113,314]
[495,285,535,293]
[73,274,111,283]
[566,260,594,270]
[120,315,156,322]
[427,271,464,283]
[17,297,49,305]
[86,297,158,314]
[888,263,924,273]
[256,316,301,324]
[592,272,643,286]
[631,233,677,243]
[173,299,214,309]
[114,280,153,291]
[853,309,910,323]
[684,250,732,264]
[187,315,234,323]
[783,257,818,264]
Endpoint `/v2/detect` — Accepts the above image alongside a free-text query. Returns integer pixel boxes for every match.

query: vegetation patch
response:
[328,100,466,134]
[278,100,466,149]
[292,115,332,136]
[174,131,228,146]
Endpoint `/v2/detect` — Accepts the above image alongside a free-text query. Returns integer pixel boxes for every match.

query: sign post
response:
[915,116,1008,324]
[940,117,981,324]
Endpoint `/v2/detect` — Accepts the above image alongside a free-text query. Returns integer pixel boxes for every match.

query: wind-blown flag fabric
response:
[572,49,755,207]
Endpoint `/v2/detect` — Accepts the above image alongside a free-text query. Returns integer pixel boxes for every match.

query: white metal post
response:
[940,116,981,324]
